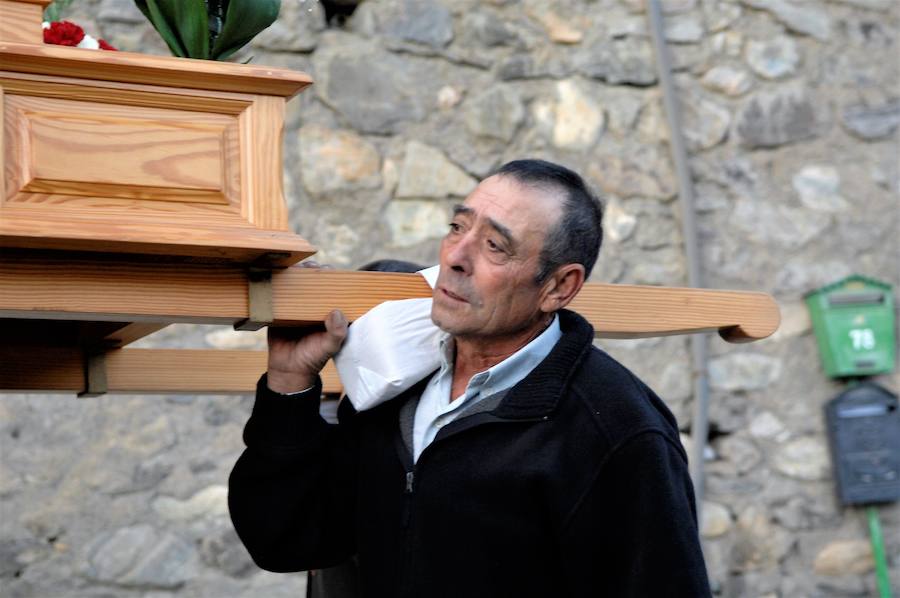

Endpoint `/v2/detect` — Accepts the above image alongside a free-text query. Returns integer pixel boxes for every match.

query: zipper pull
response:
[405,471,415,493]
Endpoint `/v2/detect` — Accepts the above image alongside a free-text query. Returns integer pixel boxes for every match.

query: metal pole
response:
[867,506,893,598]
[646,0,711,512]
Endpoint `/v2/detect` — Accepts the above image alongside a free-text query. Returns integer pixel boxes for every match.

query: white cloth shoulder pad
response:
[333,266,442,411]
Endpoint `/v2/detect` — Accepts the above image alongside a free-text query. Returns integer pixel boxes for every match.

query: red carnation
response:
[98,39,117,51]
[43,21,85,47]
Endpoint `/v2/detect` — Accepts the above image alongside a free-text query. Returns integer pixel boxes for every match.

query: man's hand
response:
[266,309,348,394]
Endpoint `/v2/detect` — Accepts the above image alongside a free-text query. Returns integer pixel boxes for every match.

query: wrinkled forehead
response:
[459,175,564,235]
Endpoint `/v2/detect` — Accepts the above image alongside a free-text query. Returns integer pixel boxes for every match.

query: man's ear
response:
[539,264,585,313]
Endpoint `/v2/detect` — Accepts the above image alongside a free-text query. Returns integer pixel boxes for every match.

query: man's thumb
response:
[322,309,348,355]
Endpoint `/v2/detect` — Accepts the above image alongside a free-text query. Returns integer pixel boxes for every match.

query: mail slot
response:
[805,275,895,378]
[825,383,900,506]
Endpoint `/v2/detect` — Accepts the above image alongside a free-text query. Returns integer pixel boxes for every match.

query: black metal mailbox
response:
[825,383,900,506]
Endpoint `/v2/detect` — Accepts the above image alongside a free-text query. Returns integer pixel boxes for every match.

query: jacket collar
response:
[491,309,595,420]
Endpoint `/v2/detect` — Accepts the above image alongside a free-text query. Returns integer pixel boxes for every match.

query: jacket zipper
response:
[396,412,548,596]
[402,470,414,527]
[399,412,548,526]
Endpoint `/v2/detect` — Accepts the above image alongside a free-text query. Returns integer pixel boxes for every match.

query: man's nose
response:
[443,233,474,274]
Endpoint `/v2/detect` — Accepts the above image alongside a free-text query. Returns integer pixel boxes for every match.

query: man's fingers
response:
[322,309,348,355]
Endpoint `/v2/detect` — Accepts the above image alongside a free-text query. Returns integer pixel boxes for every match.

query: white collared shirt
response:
[412,315,562,462]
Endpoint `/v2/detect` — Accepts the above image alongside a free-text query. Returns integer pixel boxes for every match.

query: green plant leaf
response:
[210,0,280,61]
[169,0,210,58]
[44,0,75,23]
[134,0,187,57]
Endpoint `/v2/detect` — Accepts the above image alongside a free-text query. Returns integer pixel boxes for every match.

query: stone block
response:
[396,141,476,199]
[603,199,637,244]
[98,0,146,23]
[731,198,830,250]
[82,525,197,589]
[746,36,800,80]
[529,8,584,44]
[374,0,454,48]
[386,200,451,247]
[533,79,605,150]
[153,485,229,521]
[830,0,893,9]
[701,65,754,97]
[749,411,790,441]
[772,437,830,481]
[200,527,256,578]
[703,0,743,32]
[741,0,831,41]
[680,93,732,151]
[463,11,520,48]
[298,125,382,194]
[814,540,874,575]
[252,0,324,52]
[842,101,900,141]
[792,165,849,212]
[701,501,733,538]
[709,352,782,391]
[665,16,705,43]
[735,86,828,148]
[313,34,427,134]
[464,86,525,143]
[576,36,658,86]
[732,505,795,571]
[589,143,677,200]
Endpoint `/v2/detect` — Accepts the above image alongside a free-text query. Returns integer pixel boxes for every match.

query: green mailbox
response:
[805,275,895,378]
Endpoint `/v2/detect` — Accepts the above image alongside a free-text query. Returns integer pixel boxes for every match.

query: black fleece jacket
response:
[229,310,711,597]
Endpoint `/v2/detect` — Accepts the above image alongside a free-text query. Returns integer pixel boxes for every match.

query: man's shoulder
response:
[567,346,682,447]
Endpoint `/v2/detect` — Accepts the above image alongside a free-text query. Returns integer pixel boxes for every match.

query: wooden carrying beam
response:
[0,347,344,396]
[0,256,780,342]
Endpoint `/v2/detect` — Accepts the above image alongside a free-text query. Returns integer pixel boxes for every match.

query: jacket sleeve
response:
[558,431,712,597]
[228,374,360,572]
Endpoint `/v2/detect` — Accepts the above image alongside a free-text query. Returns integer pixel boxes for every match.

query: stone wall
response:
[1,0,898,596]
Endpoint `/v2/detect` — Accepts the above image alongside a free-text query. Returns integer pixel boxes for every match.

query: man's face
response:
[431,175,563,341]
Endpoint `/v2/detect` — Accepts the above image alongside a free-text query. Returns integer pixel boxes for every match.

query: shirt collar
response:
[437,314,562,398]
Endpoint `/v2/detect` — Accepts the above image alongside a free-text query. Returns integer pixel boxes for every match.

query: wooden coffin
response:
[1,0,314,266]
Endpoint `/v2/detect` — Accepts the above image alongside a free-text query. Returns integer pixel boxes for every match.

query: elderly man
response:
[229,159,711,596]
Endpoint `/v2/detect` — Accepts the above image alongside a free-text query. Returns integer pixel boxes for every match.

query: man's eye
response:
[487,239,503,253]
[448,222,461,233]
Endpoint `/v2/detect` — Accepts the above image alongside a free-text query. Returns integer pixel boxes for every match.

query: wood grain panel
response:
[0,256,249,322]
[106,349,268,393]
[1,74,253,115]
[107,350,344,394]
[0,86,6,202]
[0,73,306,262]
[0,346,343,395]
[6,94,235,204]
[0,345,84,391]
[243,95,287,230]
[1,201,246,223]
[0,259,780,341]
[0,211,315,264]
[0,42,313,98]
[0,1,43,44]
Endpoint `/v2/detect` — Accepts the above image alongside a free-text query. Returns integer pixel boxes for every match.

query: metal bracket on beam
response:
[78,351,107,398]
[234,268,274,331]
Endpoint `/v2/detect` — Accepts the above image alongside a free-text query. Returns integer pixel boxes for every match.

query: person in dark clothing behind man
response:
[229,159,712,597]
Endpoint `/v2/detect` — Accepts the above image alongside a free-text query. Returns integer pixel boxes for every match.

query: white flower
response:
[77,34,100,50]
